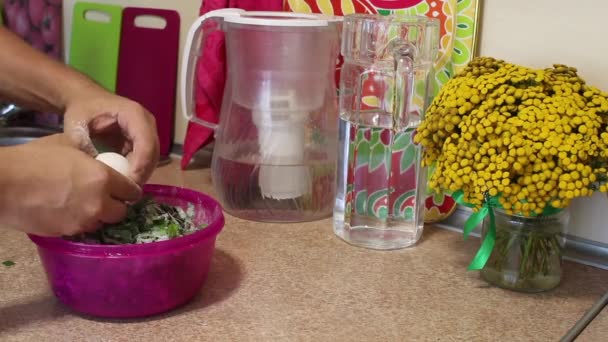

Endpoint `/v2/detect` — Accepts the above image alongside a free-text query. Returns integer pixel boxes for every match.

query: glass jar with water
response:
[334,14,439,249]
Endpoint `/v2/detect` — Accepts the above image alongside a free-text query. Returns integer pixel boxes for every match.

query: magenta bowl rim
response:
[27,184,225,256]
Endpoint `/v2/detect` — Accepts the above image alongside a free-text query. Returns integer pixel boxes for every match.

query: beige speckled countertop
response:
[1,159,607,341]
[578,308,608,341]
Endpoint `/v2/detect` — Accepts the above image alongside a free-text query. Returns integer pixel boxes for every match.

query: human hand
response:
[62,88,159,185]
[0,134,142,237]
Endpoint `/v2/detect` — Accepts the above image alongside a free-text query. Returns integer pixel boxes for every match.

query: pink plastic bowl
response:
[28,184,225,319]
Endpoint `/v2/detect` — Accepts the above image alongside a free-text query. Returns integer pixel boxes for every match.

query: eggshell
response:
[95,152,130,177]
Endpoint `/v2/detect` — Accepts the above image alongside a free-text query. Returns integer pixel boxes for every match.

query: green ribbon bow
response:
[452,190,563,271]
[452,190,502,271]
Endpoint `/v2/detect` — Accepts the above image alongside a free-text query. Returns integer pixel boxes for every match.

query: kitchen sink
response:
[0,126,61,146]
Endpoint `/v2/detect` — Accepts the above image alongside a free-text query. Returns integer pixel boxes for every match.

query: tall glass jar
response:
[480,208,570,292]
[333,14,439,250]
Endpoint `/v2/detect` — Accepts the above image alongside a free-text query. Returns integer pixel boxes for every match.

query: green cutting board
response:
[69,2,123,92]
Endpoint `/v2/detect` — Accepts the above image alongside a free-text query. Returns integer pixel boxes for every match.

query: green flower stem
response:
[489,229,562,282]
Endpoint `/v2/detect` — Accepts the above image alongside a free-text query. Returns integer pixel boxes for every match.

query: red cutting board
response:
[116,7,180,159]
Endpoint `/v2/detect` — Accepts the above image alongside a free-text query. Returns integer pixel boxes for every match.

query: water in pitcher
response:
[214,155,335,223]
[333,14,438,249]
[333,111,426,250]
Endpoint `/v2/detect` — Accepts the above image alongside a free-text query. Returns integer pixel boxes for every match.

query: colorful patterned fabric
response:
[284,0,480,222]
[284,0,480,97]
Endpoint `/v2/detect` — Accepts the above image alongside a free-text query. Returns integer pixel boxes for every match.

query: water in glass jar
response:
[333,114,426,250]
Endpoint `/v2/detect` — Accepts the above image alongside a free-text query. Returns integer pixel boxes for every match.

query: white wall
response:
[61,0,608,244]
[477,0,608,243]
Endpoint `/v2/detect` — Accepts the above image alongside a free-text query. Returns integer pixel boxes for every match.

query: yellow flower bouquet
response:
[414,56,608,291]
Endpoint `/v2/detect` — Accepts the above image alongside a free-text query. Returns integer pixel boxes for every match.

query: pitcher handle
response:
[180,9,245,130]
[386,43,417,219]
[392,43,416,130]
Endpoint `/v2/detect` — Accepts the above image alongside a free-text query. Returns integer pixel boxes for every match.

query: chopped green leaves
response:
[2,260,15,267]
[66,197,208,245]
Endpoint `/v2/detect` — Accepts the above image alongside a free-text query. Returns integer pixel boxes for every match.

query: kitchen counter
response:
[578,307,608,340]
[1,158,607,341]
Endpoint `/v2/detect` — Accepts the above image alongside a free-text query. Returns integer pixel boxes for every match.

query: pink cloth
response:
[181,0,284,169]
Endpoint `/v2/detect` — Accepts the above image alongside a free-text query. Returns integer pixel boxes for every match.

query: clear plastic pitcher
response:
[181,10,341,222]
[334,14,439,249]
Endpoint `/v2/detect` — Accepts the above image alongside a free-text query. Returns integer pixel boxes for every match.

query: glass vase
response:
[480,208,570,292]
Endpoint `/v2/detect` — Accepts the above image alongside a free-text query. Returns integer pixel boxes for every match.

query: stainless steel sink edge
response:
[0,126,61,146]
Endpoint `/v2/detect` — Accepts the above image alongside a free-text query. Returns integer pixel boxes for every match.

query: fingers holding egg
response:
[95,152,142,202]
[95,152,131,178]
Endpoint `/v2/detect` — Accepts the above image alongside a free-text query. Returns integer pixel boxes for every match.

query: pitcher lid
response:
[224,11,340,27]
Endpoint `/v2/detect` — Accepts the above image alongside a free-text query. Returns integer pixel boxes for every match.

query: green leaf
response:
[395,2,430,16]
[356,140,371,167]
[456,16,474,38]
[371,128,382,145]
[437,69,452,85]
[457,0,473,11]
[452,40,471,65]
[64,197,205,245]
[2,260,15,267]
[167,223,180,238]
[415,2,430,14]
[370,143,387,171]
[392,131,412,151]
[356,128,364,141]
[400,144,417,172]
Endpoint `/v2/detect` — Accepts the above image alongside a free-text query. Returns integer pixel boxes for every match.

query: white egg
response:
[95,152,130,177]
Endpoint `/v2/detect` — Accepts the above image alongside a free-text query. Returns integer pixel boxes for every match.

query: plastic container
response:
[182,10,341,223]
[28,184,225,319]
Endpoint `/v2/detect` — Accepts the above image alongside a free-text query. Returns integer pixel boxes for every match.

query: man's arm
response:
[0,134,141,236]
[0,26,102,114]
[0,26,159,184]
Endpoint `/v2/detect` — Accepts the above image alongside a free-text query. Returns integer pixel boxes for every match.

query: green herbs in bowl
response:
[29,184,225,318]
[66,197,208,245]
